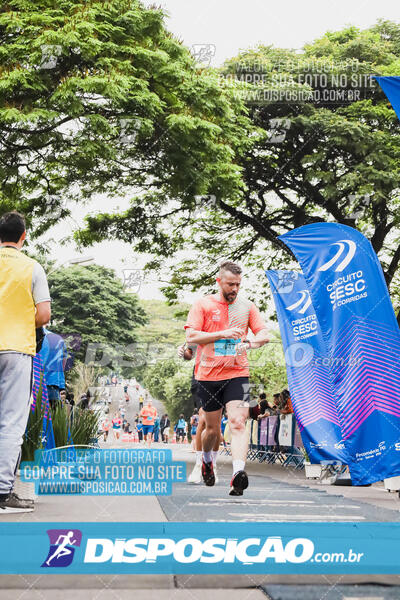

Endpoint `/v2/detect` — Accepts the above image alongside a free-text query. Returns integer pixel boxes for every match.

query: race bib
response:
[214,338,240,356]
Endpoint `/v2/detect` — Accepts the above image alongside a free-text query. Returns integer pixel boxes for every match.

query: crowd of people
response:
[254,389,293,420]
[98,382,198,448]
[98,381,184,448]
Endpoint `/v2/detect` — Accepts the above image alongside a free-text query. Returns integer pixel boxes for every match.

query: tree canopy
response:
[48,263,147,365]
[79,21,400,319]
[1,6,399,318]
[0,0,249,239]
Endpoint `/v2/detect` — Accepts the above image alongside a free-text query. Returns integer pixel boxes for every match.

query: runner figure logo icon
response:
[318,240,356,272]
[41,529,82,568]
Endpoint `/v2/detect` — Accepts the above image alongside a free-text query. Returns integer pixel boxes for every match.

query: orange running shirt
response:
[184,294,266,381]
[140,406,157,425]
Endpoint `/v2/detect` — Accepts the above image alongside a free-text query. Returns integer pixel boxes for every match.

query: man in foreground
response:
[0,211,51,513]
[185,261,269,496]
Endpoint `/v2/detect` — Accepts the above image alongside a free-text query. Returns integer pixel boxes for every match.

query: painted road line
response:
[188,500,316,505]
[188,502,361,510]
[227,513,366,520]
[206,499,317,504]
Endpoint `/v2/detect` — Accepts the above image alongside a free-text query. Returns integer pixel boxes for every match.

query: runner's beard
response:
[223,291,237,303]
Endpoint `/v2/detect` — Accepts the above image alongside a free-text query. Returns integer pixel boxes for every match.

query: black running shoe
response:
[0,492,34,513]
[13,493,34,505]
[201,460,215,486]
[229,470,248,496]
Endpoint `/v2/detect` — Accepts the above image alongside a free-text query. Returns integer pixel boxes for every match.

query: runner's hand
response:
[222,327,243,340]
[236,341,251,355]
[177,343,193,360]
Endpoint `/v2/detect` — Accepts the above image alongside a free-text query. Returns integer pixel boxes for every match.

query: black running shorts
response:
[196,377,250,412]
[191,376,202,410]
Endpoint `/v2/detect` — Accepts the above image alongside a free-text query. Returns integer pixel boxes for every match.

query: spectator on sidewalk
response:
[39,328,68,410]
[66,391,75,407]
[279,389,294,415]
[0,211,51,513]
[136,419,143,442]
[160,414,170,443]
[78,393,89,410]
[153,416,160,443]
[270,393,282,415]
[257,392,274,420]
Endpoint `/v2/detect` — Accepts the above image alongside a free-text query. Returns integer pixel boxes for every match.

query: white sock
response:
[203,451,213,464]
[196,451,202,465]
[212,451,219,465]
[232,459,245,475]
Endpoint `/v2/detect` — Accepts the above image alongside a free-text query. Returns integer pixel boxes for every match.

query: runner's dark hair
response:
[219,260,242,276]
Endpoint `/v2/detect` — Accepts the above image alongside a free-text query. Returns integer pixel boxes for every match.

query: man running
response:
[138,394,144,411]
[177,345,221,484]
[185,261,269,496]
[140,398,157,448]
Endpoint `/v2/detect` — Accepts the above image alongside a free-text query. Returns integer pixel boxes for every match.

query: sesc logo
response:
[287,290,312,314]
[42,529,82,568]
[212,308,221,322]
[318,240,356,272]
[84,536,314,565]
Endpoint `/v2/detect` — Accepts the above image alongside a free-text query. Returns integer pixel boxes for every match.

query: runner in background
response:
[221,412,228,448]
[185,261,269,496]
[190,409,199,451]
[101,416,111,442]
[175,414,187,443]
[178,344,221,484]
[160,414,170,443]
[138,393,144,411]
[112,412,122,440]
[140,398,157,448]
[123,382,129,403]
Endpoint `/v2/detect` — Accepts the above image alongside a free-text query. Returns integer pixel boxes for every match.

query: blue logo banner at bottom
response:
[1,522,400,574]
